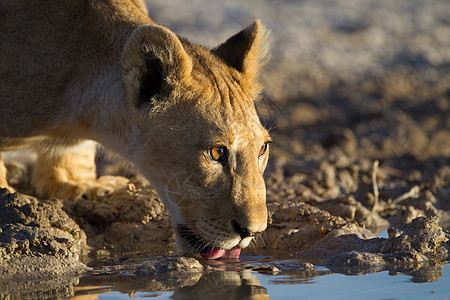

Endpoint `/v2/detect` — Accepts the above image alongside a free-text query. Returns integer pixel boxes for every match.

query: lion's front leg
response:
[32,140,129,200]
[0,154,16,193]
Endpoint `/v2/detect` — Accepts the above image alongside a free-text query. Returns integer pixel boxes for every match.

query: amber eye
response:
[209,146,227,162]
[258,143,268,158]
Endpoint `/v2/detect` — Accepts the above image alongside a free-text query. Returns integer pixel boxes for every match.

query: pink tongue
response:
[200,248,225,259]
[201,246,241,260]
[222,246,241,258]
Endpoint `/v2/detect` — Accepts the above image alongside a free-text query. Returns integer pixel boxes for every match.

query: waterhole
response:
[67,255,450,300]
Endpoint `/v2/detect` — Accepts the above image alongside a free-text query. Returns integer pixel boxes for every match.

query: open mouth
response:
[178,224,241,259]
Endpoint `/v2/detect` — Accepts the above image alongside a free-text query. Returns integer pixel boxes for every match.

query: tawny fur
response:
[0,0,270,256]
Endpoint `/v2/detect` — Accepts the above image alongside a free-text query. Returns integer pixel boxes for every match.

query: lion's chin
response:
[200,246,241,260]
[177,224,242,260]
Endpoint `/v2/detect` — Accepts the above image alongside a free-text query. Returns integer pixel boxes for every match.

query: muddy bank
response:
[1,150,449,292]
[265,201,449,278]
[1,182,448,280]
[0,189,88,279]
[62,178,176,260]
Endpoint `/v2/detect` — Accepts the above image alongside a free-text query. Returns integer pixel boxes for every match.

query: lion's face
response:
[145,95,270,258]
[122,20,269,259]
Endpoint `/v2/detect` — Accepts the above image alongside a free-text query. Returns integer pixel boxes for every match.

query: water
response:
[72,257,450,300]
[264,269,450,300]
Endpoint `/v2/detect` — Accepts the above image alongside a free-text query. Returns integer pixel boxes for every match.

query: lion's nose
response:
[231,219,264,239]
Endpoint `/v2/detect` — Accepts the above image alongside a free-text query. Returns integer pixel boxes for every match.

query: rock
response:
[63,182,175,256]
[135,257,204,279]
[135,257,204,288]
[383,251,428,264]
[265,202,350,253]
[380,216,448,257]
[266,201,449,276]
[326,217,450,275]
[327,251,385,274]
[0,189,89,278]
[312,196,390,232]
[248,265,280,275]
[309,227,383,257]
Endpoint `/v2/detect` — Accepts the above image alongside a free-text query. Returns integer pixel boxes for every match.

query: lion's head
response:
[121,20,270,259]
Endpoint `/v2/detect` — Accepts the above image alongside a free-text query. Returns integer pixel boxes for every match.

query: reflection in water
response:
[173,269,269,300]
[0,276,80,299]
[0,257,449,299]
[390,261,447,283]
[327,258,447,283]
[73,263,269,300]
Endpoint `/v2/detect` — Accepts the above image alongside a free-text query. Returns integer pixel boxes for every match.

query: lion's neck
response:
[61,3,154,159]
[64,66,139,161]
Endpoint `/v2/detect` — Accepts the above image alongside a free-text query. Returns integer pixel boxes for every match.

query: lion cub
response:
[0,0,271,259]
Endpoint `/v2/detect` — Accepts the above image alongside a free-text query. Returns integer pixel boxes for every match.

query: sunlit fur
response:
[0,0,270,257]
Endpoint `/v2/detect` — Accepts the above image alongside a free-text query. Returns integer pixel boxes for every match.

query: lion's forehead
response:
[228,115,265,140]
[214,77,267,145]
[207,66,260,120]
[186,45,268,145]
[190,47,255,107]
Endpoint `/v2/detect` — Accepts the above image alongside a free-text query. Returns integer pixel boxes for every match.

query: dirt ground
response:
[0,0,449,297]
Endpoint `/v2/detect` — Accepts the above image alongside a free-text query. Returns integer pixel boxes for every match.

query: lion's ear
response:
[121,25,192,108]
[213,20,269,82]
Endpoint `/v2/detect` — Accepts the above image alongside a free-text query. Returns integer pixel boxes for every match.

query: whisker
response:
[257,232,267,248]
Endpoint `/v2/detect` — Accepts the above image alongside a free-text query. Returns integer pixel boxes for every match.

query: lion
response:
[0,0,271,259]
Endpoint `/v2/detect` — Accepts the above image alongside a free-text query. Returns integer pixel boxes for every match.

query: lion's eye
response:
[258,143,268,158]
[209,146,227,162]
